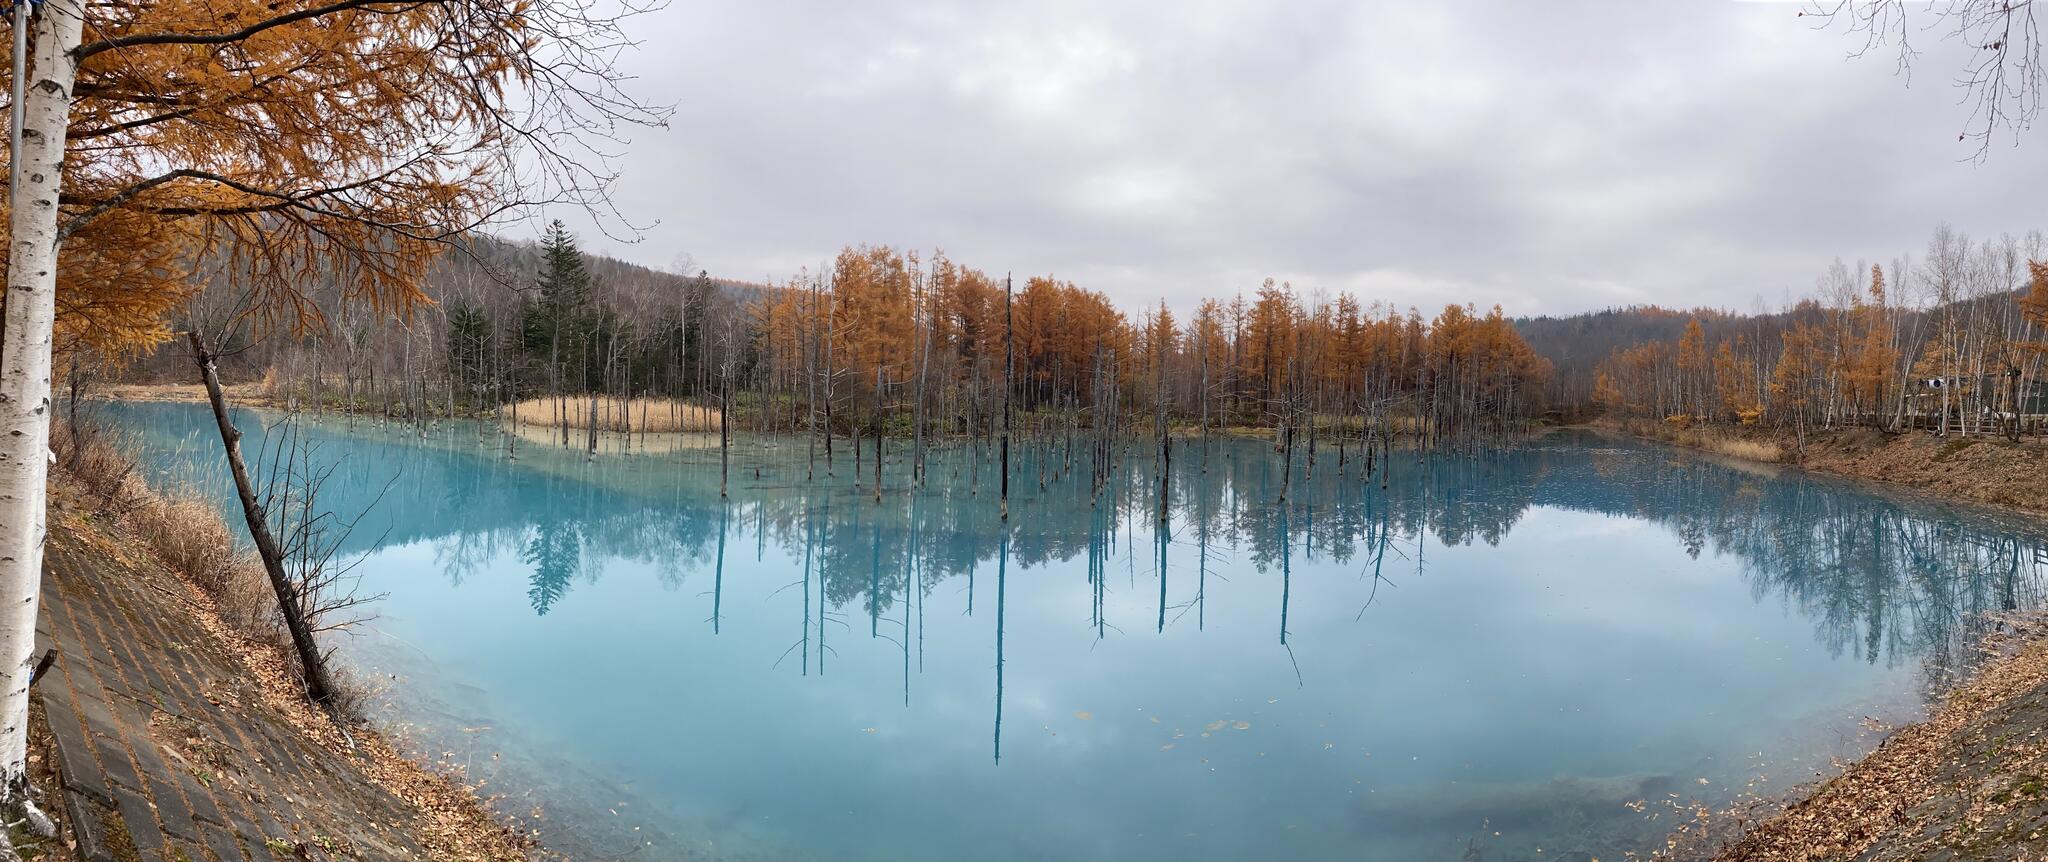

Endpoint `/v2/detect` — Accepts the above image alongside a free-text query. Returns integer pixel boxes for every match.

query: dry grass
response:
[56,422,282,641]
[95,381,268,405]
[1603,418,1787,463]
[1699,436,1785,463]
[504,395,722,433]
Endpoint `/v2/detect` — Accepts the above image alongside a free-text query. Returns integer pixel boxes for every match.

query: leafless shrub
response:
[252,415,392,640]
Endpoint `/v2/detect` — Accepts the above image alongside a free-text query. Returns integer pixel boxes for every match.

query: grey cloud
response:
[536,0,2048,317]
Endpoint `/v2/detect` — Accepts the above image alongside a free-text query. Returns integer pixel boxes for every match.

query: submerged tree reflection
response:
[522,520,580,616]
[477,435,2045,682]
[121,401,2048,682]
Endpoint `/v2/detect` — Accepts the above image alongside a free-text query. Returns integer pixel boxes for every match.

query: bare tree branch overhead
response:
[1806,0,2043,159]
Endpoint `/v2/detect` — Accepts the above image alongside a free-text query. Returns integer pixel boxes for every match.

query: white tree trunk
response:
[0,0,85,798]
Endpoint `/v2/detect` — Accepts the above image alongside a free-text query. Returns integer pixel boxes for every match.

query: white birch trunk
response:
[0,0,84,800]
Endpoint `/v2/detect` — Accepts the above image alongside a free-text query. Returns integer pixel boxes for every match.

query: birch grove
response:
[1592,225,2048,439]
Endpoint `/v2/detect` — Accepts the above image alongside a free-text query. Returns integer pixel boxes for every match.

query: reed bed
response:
[503,396,723,433]
[1607,417,1787,463]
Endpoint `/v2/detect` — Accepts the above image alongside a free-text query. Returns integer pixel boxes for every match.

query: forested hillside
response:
[1519,224,2048,436]
[1514,306,1727,405]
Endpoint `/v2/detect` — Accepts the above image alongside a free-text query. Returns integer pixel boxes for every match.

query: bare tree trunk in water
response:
[586,365,598,461]
[1001,274,1013,521]
[1198,340,1209,471]
[188,333,336,706]
[720,364,732,498]
[1156,347,1169,524]
[914,290,931,487]
[873,365,884,503]
[823,286,835,474]
[1278,424,1294,504]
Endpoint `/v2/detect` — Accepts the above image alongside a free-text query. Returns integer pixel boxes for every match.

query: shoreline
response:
[85,388,2048,860]
[1703,613,2048,861]
[1584,417,2048,523]
[1584,418,2048,860]
[90,381,1544,445]
[33,437,543,861]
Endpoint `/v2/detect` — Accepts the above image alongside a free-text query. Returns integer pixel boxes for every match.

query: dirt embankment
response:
[1794,429,2048,517]
[1711,616,2048,861]
[31,435,541,861]
[1594,418,2048,519]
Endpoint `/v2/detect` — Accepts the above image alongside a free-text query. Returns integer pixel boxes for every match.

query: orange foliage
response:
[2023,261,2048,339]
[745,246,1553,424]
[6,0,601,352]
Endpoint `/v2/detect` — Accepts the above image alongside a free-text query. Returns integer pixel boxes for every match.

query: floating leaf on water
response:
[1075,711,1093,721]
[861,727,878,734]
[1160,744,1175,751]
[1232,721,1251,731]
[1205,720,1229,732]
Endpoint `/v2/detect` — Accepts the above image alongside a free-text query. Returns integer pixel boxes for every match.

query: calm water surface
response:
[98,401,2048,861]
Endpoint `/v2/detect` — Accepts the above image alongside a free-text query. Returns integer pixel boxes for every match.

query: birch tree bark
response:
[0,0,86,817]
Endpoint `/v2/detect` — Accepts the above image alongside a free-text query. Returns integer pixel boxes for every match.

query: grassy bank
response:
[46,423,538,861]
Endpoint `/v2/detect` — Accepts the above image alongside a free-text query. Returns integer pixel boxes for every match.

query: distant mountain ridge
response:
[1513,306,1737,405]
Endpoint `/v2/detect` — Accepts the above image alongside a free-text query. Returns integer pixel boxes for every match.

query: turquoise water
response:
[96,401,2048,861]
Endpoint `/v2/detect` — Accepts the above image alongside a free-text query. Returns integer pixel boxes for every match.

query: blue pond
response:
[98,400,2048,861]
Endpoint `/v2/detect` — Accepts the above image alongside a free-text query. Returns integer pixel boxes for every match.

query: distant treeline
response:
[1520,224,2048,437]
[128,221,1554,448]
[122,220,2048,445]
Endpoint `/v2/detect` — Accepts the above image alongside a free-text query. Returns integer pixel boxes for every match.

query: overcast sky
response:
[530,0,2048,318]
